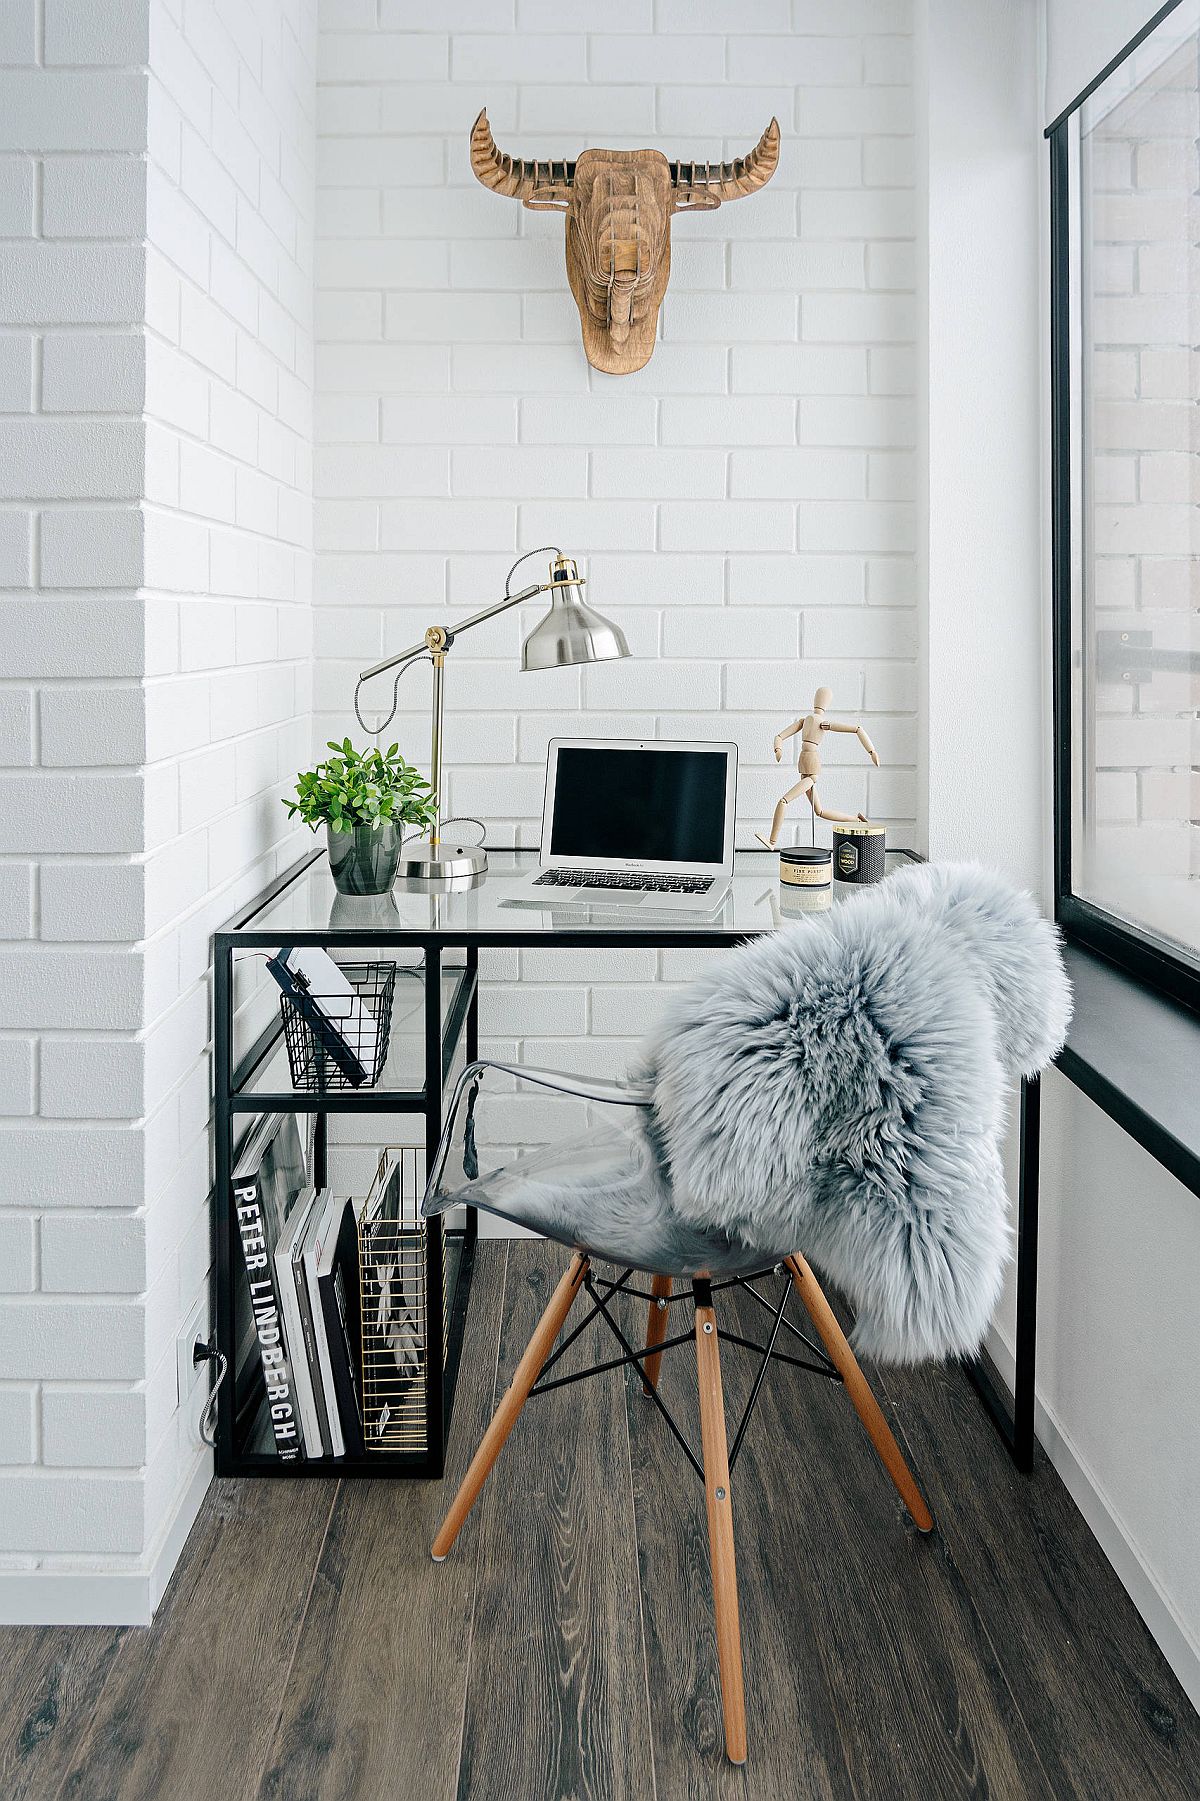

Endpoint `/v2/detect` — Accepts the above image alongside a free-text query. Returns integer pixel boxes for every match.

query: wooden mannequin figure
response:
[755,686,880,851]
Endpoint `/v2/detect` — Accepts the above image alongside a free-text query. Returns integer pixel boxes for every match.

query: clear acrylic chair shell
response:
[424,1056,935,1768]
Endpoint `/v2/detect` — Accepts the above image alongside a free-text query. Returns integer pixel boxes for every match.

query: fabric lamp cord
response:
[353,543,565,733]
[351,546,565,855]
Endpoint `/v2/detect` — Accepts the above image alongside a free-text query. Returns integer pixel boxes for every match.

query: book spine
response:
[304,1243,345,1458]
[293,1241,332,1456]
[233,1174,303,1460]
[321,1267,365,1459]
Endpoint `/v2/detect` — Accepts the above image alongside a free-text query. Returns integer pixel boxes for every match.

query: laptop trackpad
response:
[580,887,645,905]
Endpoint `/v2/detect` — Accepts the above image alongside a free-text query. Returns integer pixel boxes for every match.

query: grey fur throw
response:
[639,862,1071,1364]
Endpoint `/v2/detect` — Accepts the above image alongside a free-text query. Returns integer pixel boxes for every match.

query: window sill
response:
[1057,942,1200,1200]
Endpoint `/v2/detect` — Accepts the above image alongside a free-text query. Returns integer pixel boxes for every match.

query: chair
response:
[423,862,1070,1766]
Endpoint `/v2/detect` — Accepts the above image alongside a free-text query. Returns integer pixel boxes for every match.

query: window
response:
[1050,0,1200,1010]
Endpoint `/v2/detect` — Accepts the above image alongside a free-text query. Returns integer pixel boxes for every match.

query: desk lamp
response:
[355,546,630,883]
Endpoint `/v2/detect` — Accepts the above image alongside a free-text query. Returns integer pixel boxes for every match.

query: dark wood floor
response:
[2,1241,1198,1800]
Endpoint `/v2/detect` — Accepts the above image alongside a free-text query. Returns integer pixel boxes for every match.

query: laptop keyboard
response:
[534,868,714,894]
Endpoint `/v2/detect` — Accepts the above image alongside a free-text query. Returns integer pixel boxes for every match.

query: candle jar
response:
[778,845,833,889]
[832,822,886,884]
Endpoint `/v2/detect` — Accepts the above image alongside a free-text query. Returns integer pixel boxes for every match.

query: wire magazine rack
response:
[357,1145,446,1453]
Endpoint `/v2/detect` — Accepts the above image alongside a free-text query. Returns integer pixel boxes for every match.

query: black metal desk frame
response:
[214,849,485,1480]
[964,1075,1040,1473]
[215,845,1041,1481]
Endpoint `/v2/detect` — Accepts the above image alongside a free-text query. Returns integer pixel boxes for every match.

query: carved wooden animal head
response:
[470,110,781,375]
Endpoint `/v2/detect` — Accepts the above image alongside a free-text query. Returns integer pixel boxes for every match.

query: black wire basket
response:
[280,959,397,1092]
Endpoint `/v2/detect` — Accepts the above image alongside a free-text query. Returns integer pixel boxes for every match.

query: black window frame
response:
[1047,0,1200,1020]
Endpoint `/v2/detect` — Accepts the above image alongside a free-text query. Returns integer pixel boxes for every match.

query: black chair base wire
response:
[526,1264,843,1483]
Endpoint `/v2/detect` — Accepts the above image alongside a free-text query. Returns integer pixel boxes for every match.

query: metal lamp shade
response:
[521,587,630,672]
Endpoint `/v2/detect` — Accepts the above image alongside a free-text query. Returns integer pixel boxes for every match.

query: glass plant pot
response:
[326,820,404,895]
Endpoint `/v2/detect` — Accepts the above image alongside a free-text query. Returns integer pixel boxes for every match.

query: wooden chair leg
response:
[432,1252,589,1562]
[641,1274,672,1394]
[785,1254,934,1535]
[694,1292,748,1766]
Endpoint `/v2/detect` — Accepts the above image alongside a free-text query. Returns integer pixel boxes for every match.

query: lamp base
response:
[398,839,488,884]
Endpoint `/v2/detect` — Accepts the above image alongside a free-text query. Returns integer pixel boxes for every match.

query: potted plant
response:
[283,740,437,895]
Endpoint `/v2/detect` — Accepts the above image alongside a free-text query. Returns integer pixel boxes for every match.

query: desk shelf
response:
[229,960,476,1115]
[213,879,481,1481]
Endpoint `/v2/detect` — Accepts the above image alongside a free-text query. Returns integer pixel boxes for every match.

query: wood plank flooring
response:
[2,1240,1197,1801]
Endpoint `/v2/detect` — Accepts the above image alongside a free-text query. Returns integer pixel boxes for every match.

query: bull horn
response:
[672,117,781,206]
[470,108,530,198]
[469,109,572,209]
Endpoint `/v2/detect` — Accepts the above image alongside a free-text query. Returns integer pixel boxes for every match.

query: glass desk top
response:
[221,847,919,947]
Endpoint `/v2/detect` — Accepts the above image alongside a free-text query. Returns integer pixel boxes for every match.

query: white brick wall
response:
[131,0,315,1587]
[313,0,917,1094]
[1084,47,1200,935]
[0,5,149,1573]
[314,1,917,852]
[0,0,916,1608]
[0,0,315,1608]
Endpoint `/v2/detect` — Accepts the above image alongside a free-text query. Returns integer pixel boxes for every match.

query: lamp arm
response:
[357,581,547,686]
[444,579,551,642]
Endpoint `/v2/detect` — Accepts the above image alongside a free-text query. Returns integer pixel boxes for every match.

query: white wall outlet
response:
[176,1296,208,1409]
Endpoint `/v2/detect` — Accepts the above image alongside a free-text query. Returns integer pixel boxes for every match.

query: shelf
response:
[223,1225,474,1480]
[214,860,483,1483]
[224,1453,438,1478]
[229,960,475,1113]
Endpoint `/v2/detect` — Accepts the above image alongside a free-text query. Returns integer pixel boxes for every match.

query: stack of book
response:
[231,1113,367,1459]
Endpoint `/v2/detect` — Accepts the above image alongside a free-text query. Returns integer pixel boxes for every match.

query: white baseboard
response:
[983,1324,1200,1717]
[0,1456,212,1627]
[147,1453,212,1615]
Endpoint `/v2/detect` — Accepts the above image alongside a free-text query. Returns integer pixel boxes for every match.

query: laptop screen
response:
[548,745,729,865]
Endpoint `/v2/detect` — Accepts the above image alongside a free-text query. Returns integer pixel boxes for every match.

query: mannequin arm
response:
[772,718,804,761]
[823,719,880,766]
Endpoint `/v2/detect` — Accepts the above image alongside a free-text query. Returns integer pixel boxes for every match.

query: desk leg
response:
[966,1072,1040,1473]
[464,944,479,1260]
[466,943,479,1065]
[213,938,233,1474]
[1012,1071,1041,1471]
[426,943,446,1476]
[313,1112,328,1191]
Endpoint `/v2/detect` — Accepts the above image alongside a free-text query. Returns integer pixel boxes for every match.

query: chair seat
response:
[424,1116,790,1278]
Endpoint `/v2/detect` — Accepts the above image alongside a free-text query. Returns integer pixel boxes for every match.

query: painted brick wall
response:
[1085,41,1200,947]
[0,0,315,1616]
[0,0,153,1587]
[313,0,917,1122]
[135,0,316,1594]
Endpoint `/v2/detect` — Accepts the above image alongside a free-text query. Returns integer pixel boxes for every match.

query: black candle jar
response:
[832,822,886,884]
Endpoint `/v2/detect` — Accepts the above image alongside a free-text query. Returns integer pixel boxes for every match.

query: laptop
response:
[511,737,738,913]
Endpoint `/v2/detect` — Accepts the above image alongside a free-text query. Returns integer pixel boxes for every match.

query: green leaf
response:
[285,738,437,835]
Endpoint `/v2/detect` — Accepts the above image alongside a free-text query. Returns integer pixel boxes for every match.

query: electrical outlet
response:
[177,1297,208,1409]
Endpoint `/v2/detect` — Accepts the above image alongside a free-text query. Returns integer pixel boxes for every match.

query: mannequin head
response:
[813,686,833,712]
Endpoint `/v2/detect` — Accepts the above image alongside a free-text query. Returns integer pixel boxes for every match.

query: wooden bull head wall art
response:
[470,110,781,375]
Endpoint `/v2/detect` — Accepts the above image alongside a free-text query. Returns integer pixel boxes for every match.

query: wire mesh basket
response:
[280,959,397,1092]
[356,1146,436,1453]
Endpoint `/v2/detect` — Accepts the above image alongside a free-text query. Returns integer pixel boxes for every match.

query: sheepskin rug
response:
[638,861,1071,1364]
